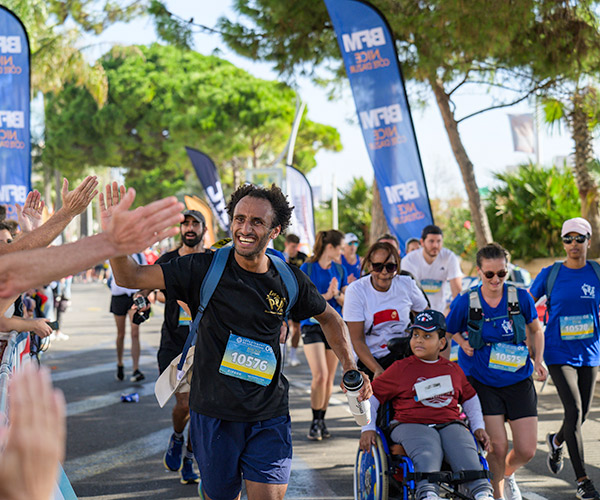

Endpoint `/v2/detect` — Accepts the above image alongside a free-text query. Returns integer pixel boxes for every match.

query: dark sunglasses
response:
[370,261,397,273]
[562,235,587,244]
[482,269,508,279]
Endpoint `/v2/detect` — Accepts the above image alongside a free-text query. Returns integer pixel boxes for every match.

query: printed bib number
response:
[559,314,594,340]
[420,279,442,294]
[489,343,528,372]
[450,343,459,362]
[178,306,191,327]
[219,333,277,386]
[414,375,453,402]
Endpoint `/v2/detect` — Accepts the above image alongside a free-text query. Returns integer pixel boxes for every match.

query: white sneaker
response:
[422,492,441,500]
[55,331,69,341]
[48,332,57,341]
[474,492,495,500]
[288,352,300,367]
[504,474,522,500]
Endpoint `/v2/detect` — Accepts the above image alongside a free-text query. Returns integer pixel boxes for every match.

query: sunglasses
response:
[562,235,588,244]
[370,261,397,273]
[481,269,508,279]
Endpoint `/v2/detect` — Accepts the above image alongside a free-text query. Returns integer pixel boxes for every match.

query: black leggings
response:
[548,364,598,480]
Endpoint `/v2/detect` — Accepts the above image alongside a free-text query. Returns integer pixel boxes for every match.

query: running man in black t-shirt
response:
[137,209,207,485]
[108,184,372,500]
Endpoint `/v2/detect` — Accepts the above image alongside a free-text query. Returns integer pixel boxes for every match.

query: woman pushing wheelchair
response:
[359,310,494,500]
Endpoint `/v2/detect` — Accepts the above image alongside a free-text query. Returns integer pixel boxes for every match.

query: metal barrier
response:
[0,331,78,500]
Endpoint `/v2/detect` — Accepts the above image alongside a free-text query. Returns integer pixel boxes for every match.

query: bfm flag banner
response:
[286,164,315,254]
[323,0,433,249]
[185,147,230,234]
[0,7,30,213]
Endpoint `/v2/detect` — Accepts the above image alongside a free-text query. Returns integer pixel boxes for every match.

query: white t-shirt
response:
[400,247,462,313]
[343,275,428,359]
[109,253,147,296]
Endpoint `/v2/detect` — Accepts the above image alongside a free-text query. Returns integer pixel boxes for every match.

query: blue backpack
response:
[177,246,299,371]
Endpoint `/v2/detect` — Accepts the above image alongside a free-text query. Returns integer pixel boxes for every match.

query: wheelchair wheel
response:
[354,434,389,500]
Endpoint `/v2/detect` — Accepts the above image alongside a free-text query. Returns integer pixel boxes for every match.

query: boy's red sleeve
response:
[371,360,405,404]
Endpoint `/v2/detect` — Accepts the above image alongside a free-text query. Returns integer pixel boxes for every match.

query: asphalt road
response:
[44,282,600,500]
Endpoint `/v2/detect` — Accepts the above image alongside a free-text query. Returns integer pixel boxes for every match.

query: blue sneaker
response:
[180,457,200,484]
[163,434,184,471]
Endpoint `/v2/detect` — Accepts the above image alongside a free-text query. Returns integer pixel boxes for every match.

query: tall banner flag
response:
[323,0,433,249]
[286,164,315,254]
[185,147,230,234]
[0,7,30,215]
[508,114,535,154]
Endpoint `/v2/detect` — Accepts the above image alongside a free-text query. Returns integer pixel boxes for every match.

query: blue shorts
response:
[190,411,293,500]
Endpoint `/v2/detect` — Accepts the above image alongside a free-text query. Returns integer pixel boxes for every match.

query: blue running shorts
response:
[190,411,293,500]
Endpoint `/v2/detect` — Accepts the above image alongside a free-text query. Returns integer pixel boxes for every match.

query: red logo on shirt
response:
[373,309,399,326]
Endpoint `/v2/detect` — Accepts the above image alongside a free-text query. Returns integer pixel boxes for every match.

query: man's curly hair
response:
[226,184,294,232]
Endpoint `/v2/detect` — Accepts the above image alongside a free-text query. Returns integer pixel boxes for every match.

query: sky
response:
[79,1,590,201]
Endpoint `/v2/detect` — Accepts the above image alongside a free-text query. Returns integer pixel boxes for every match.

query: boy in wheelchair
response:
[359,310,494,500]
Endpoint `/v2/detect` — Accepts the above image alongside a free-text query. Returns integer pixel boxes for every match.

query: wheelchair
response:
[353,340,490,500]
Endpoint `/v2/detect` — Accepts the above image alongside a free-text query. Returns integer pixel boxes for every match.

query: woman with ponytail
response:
[300,229,347,441]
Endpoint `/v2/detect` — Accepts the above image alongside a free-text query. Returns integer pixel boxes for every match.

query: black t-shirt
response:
[156,249,192,353]
[288,251,308,268]
[160,251,326,421]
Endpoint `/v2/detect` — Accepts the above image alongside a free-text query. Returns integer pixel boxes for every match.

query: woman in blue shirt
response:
[530,217,600,500]
[447,243,547,500]
[300,230,347,441]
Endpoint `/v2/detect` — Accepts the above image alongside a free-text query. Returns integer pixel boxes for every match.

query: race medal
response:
[489,343,528,372]
[219,333,277,386]
[559,314,594,341]
[414,375,453,402]
[178,306,191,326]
[420,279,442,294]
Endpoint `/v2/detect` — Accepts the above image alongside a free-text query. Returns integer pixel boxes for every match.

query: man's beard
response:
[182,233,202,247]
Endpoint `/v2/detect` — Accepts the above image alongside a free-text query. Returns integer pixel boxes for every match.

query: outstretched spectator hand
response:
[61,175,99,218]
[15,190,44,233]
[99,182,126,231]
[0,364,66,500]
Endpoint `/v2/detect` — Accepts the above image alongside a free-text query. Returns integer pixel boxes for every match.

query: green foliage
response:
[486,163,581,259]
[313,177,372,254]
[431,198,477,265]
[43,43,341,204]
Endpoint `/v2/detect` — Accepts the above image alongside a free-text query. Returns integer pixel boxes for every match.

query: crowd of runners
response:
[0,178,599,500]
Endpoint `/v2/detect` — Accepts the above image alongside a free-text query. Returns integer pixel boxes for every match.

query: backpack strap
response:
[507,284,526,344]
[177,247,231,372]
[467,287,485,350]
[266,252,299,318]
[588,260,600,284]
[544,261,563,324]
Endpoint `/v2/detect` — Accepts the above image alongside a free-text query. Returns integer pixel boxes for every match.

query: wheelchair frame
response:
[353,420,490,500]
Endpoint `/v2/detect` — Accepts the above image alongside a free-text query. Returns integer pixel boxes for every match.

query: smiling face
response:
[477,257,508,294]
[563,231,590,261]
[368,248,397,292]
[231,196,280,259]
[410,328,445,361]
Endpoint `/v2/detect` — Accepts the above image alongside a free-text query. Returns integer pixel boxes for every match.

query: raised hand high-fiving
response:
[99,182,126,232]
[61,176,99,218]
[15,190,44,232]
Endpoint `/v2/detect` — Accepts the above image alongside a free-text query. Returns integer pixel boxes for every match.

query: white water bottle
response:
[343,369,371,426]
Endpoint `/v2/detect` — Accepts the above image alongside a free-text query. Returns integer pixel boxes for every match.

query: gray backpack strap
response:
[467,288,485,350]
[588,260,600,284]
[507,284,526,344]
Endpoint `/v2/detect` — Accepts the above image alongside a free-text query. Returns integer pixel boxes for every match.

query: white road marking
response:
[51,355,155,382]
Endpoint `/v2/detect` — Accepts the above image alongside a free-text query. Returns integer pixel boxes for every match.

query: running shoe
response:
[307,420,322,441]
[288,350,301,367]
[474,492,495,500]
[421,492,441,499]
[504,473,522,500]
[130,369,145,382]
[116,364,124,381]
[319,419,331,439]
[577,479,600,500]
[164,434,184,471]
[180,457,200,484]
[546,432,564,474]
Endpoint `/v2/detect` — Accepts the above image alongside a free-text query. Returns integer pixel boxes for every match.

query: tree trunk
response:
[430,78,493,249]
[569,88,600,258]
[370,180,390,244]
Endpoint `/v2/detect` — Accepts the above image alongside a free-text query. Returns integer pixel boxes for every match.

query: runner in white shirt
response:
[344,242,428,379]
[401,225,462,313]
